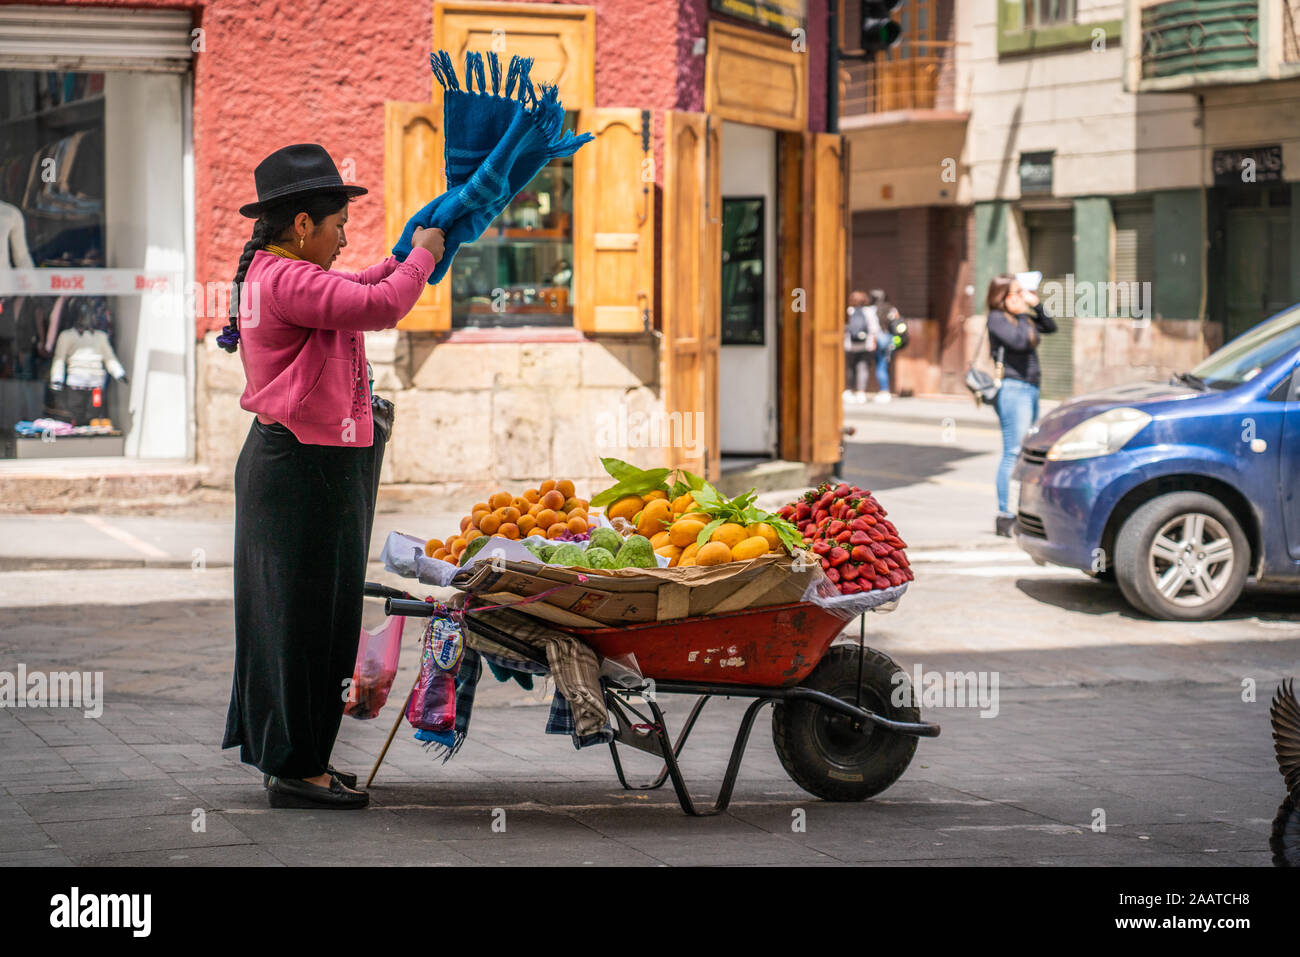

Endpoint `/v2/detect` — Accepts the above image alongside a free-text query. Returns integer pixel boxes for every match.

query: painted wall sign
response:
[710,0,806,35]
[1212,145,1283,186]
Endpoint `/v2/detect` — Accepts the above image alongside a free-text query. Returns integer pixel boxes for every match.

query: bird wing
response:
[1270,678,1300,797]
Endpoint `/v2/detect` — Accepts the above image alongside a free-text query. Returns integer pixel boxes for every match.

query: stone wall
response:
[1072,318,1224,395]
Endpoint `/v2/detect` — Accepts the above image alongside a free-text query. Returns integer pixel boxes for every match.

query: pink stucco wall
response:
[28,0,826,337]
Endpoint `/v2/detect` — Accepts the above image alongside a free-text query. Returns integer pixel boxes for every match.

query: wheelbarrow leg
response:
[606,692,712,791]
[640,695,774,817]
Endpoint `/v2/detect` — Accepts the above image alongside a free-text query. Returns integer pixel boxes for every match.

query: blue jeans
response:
[874,333,892,393]
[994,377,1039,514]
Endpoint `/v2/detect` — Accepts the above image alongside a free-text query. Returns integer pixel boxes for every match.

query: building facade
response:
[0,0,850,501]
[842,0,1300,401]
[840,0,976,396]
[970,0,1300,399]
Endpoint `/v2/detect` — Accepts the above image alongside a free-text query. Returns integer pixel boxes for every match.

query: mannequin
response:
[0,200,34,378]
[0,200,34,270]
[49,298,127,426]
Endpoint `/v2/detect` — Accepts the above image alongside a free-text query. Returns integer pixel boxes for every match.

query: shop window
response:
[450,110,577,329]
[1024,0,1075,28]
[0,69,120,457]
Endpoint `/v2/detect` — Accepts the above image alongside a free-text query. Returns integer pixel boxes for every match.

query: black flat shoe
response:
[264,765,357,789]
[266,775,369,809]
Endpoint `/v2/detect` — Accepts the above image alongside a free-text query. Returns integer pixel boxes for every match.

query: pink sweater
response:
[237,246,436,447]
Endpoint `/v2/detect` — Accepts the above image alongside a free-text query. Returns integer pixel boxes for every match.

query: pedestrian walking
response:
[844,289,874,403]
[844,288,897,403]
[986,272,1057,537]
[217,144,445,809]
[868,288,899,402]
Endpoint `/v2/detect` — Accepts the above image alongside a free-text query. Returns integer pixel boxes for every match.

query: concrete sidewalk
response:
[844,393,1061,433]
[0,592,1286,866]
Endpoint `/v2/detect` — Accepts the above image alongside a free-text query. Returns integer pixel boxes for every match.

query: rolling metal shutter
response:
[1113,201,1154,319]
[1025,209,1074,400]
[0,5,194,72]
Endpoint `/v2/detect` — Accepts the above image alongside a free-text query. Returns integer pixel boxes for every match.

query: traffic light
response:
[861,0,903,55]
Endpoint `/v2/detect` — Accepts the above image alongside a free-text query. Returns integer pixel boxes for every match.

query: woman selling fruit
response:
[217,144,446,810]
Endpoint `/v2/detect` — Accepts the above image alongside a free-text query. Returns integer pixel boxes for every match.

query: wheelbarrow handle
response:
[385,597,436,617]
[363,581,409,600]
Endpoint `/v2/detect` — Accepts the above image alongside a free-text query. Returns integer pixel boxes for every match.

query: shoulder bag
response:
[964,320,1004,406]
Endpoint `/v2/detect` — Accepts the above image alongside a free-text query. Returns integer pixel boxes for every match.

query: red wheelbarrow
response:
[369,583,940,817]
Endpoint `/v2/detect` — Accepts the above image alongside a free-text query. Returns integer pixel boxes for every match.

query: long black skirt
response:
[221,418,385,778]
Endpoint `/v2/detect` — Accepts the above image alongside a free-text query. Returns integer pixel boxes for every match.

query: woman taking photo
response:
[987,273,1056,537]
[219,144,445,809]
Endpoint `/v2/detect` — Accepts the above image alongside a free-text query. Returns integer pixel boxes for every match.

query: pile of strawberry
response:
[777,482,912,595]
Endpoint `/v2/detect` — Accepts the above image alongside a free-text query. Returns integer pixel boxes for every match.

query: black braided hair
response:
[217,190,352,354]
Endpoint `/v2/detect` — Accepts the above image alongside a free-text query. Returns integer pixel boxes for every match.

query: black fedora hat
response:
[238,143,368,218]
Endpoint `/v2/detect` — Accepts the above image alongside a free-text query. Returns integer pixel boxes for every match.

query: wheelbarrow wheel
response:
[772,644,918,801]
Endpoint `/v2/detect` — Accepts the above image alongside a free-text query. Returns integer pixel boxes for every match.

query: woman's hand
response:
[1022,288,1040,309]
[412,227,446,263]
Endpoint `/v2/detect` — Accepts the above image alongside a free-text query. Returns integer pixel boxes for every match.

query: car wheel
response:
[1114,491,1249,621]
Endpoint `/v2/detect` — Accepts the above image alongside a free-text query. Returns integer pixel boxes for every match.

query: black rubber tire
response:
[772,645,919,801]
[1114,491,1250,621]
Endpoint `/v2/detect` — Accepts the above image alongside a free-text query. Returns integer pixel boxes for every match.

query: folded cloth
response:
[545,694,615,750]
[460,604,610,739]
[391,48,594,286]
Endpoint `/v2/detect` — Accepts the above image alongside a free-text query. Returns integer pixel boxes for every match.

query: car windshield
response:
[1190,304,1300,389]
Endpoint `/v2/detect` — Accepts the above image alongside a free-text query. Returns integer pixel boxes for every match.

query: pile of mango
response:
[607,490,784,568]
[424,480,591,564]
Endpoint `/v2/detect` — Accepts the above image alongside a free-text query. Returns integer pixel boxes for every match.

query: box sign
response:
[710,0,805,35]
[1019,151,1054,195]
[1212,145,1283,186]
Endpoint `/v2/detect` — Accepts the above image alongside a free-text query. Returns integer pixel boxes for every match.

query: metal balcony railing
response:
[1140,0,1259,79]
[841,40,955,115]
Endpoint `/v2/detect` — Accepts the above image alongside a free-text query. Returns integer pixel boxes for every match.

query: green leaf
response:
[600,457,641,482]
[696,517,725,549]
[770,518,804,553]
[681,469,706,490]
[692,484,720,509]
[589,468,672,507]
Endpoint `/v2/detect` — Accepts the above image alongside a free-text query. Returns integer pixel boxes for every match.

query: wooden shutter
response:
[573,108,654,333]
[662,110,721,479]
[385,100,448,331]
[809,132,847,464]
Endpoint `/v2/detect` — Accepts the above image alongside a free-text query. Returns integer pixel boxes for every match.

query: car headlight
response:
[1046,407,1151,461]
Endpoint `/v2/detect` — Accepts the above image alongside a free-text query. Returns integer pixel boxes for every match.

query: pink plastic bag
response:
[344,616,405,720]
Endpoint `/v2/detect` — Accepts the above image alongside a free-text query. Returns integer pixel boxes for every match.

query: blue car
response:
[1012,305,1300,620]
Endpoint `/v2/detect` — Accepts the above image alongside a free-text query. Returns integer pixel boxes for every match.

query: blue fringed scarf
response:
[392,49,594,285]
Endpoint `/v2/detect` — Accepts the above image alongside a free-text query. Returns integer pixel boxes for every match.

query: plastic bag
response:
[344,616,405,720]
[407,614,465,733]
[798,552,909,621]
[598,652,645,689]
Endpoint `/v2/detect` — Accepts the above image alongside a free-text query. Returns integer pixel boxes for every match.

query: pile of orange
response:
[425,480,590,563]
[608,490,784,568]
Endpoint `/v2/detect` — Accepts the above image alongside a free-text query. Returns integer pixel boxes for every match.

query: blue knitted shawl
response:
[392,49,595,285]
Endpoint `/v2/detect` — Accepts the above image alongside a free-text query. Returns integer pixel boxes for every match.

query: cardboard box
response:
[452,552,817,626]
